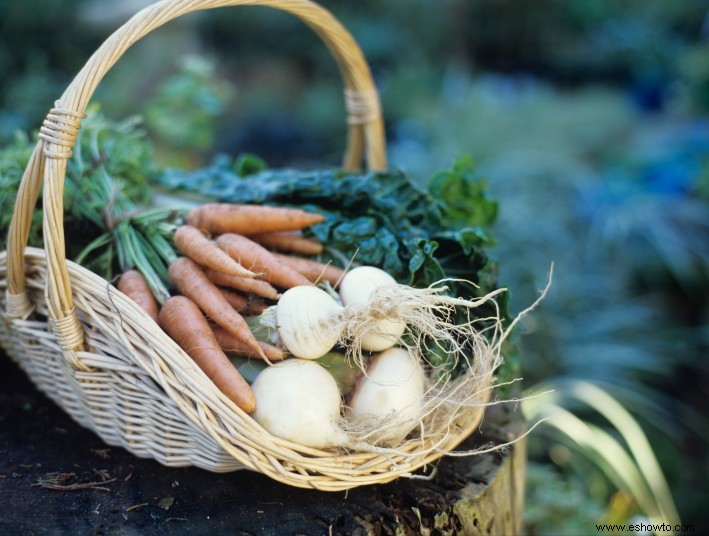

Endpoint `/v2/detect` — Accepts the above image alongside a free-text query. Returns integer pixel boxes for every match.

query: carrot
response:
[273,254,346,287]
[249,231,324,255]
[218,287,268,315]
[174,225,256,278]
[205,268,281,301]
[117,270,160,323]
[187,203,324,235]
[168,257,266,360]
[216,234,313,289]
[212,326,285,362]
[159,296,255,412]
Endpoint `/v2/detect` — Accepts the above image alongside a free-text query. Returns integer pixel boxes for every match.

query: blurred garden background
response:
[1,0,708,533]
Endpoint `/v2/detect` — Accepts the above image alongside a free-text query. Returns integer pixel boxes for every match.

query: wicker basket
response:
[0,0,488,491]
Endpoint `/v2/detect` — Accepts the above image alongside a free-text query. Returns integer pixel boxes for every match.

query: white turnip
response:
[251,359,347,448]
[339,266,406,352]
[274,286,344,359]
[346,347,425,443]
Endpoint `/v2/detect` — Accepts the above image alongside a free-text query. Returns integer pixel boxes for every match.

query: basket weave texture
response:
[1,0,486,491]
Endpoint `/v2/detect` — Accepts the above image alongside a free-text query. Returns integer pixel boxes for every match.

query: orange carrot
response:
[159,296,255,412]
[168,257,266,360]
[118,270,160,323]
[216,234,313,289]
[218,287,268,315]
[205,268,281,301]
[174,225,256,278]
[187,203,324,235]
[212,326,285,362]
[274,254,346,287]
[249,231,324,255]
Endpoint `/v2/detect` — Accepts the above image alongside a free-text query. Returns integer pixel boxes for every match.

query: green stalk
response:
[134,230,169,281]
[114,223,129,274]
[74,232,112,266]
[125,227,171,303]
[143,227,178,266]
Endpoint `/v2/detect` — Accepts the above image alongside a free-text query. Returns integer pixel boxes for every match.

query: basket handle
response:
[5,0,386,368]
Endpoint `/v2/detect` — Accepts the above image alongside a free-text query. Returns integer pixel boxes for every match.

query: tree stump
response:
[0,353,526,535]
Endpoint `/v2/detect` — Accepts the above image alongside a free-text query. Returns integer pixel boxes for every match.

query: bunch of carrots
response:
[117,203,344,413]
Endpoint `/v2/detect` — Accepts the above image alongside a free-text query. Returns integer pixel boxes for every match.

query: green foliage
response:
[145,56,234,159]
[524,382,680,530]
[67,108,159,210]
[0,109,182,300]
[0,131,38,250]
[234,153,267,177]
[64,109,183,300]
[0,107,162,249]
[428,156,498,228]
[679,44,709,114]
[443,80,707,526]
[524,462,607,536]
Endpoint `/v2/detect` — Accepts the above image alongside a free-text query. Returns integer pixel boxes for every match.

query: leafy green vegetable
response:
[160,155,497,289]
[428,155,498,228]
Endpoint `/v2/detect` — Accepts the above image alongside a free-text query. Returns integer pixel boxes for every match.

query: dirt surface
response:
[0,353,523,536]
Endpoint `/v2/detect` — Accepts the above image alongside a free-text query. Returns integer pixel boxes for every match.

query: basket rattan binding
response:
[0,0,487,491]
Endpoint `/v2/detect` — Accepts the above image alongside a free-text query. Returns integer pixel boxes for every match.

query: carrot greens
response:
[0,108,185,302]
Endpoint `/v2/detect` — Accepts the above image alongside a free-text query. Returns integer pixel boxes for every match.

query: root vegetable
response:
[339,266,406,352]
[251,359,347,448]
[216,233,313,289]
[174,225,255,278]
[159,296,255,412]
[273,266,507,390]
[274,253,345,287]
[188,203,324,235]
[218,287,267,315]
[250,231,324,255]
[168,257,266,360]
[275,286,344,359]
[212,326,285,362]
[117,269,160,323]
[346,347,425,443]
[205,268,280,301]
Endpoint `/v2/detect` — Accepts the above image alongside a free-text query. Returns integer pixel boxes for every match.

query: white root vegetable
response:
[346,347,425,444]
[251,359,348,448]
[275,286,344,359]
[339,266,406,352]
[272,265,506,366]
[250,351,424,449]
[249,266,548,453]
